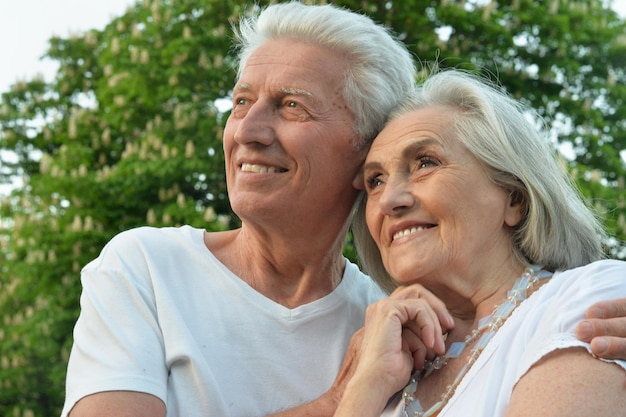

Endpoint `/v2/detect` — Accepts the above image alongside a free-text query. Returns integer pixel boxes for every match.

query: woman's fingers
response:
[366,295,445,358]
[401,326,435,370]
[390,284,455,330]
[356,288,453,385]
[389,284,453,355]
[400,300,445,355]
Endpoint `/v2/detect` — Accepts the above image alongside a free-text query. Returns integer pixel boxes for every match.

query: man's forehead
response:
[237,40,348,89]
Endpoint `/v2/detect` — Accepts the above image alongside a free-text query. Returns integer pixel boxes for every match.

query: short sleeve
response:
[61,230,168,416]
[516,260,626,381]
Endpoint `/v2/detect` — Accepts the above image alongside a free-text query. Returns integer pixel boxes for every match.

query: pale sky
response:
[0,0,135,94]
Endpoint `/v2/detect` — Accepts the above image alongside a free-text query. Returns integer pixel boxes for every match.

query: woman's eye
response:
[417,156,437,169]
[366,176,384,190]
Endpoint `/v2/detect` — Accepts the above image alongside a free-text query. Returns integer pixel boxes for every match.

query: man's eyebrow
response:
[233,84,319,106]
[279,87,313,97]
[234,82,252,91]
[233,83,313,97]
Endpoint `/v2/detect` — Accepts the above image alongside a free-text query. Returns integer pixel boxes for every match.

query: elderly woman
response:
[336,70,626,417]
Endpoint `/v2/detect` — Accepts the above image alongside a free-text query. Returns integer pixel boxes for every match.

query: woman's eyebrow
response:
[363,159,383,174]
[399,138,439,159]
[364,137,440,169]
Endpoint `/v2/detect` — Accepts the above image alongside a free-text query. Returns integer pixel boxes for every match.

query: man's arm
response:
[577,297,626,359]
[68,386,340,417]
[68,377,345,417]
[68,391,166,417]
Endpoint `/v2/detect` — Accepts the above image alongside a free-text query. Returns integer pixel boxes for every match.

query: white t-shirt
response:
[382,259,626,417]
[61,226,385,417]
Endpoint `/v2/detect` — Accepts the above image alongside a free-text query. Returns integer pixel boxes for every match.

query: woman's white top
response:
[383,259,626,417]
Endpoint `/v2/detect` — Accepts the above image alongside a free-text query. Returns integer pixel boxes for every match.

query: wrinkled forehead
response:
[369,107,454,149]
[239,39,349,95]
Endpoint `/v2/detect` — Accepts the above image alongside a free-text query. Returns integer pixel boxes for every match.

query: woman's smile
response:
[390,223,436,243]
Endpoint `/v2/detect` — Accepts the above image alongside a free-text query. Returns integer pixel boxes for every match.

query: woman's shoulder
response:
[555,259,626,281]
[543,259,626,305]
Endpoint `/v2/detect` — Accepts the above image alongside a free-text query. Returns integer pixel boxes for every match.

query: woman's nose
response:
[378,176,416,216]
[232,102,276,147]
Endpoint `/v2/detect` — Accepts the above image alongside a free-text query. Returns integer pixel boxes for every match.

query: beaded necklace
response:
[402,265,553,417]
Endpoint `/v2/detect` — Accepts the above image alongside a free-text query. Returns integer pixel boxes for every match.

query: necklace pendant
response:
[405,398,424,416]
[445,341,465,359]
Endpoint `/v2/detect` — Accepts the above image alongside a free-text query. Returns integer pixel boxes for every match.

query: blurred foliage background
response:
[0,0,625,415]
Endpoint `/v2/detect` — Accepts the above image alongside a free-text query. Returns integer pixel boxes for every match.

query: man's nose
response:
[233,101,276,147]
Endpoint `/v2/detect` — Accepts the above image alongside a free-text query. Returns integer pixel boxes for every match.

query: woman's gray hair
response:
[231,1,416,149]
[354,70,607,294]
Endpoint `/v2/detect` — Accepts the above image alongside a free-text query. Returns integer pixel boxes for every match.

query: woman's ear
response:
[353,169,365,190]
[504,190,526,227]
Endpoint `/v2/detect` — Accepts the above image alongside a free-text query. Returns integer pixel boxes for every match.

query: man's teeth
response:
[393,226,430,240]
[241,163,281,173]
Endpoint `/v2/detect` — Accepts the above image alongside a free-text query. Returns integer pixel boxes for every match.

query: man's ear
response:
[504,190,526,227]
[353,169,365,190]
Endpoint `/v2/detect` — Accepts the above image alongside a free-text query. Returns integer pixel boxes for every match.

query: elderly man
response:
[62,3,626,417]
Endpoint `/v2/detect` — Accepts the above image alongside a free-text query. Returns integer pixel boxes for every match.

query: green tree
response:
[0,0,238,414]
[0,0,624,415]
